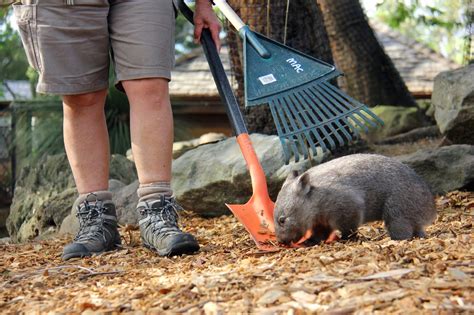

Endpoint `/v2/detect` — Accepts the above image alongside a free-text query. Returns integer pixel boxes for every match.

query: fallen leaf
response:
[358,269,414,280]
[291,291,317,304]
[257,289,286,306]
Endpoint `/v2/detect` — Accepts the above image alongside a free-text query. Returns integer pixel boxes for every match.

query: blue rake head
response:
[241,30,384,164]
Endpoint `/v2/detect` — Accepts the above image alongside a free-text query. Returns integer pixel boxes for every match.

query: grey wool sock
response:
[137,182,173,202]
[74,191,113,208]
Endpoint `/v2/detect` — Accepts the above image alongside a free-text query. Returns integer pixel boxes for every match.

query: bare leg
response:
[61,89,120,261]
[122,78,199,256]
[62,89,109,194]
[122,78,173,184]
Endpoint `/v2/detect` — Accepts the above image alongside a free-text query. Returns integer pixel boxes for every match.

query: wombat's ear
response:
[289,170,299,179]
[283,170,299,185]
[298,173,313,195]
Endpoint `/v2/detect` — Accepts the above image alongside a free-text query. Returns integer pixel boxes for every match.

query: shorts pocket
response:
[12,2,42,72]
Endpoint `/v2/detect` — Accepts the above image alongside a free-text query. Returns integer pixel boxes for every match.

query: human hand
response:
[194,0,222,51]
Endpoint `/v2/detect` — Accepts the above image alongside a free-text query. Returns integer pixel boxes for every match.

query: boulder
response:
[396,145,474,194]
[171,134,322,216]
[64,134,322,227]
[59,179,128,236]
[113,180,140,225]
[8,153,136,242]
[432,65,474,144]
[376,125,440,145]
[366,105,425,141]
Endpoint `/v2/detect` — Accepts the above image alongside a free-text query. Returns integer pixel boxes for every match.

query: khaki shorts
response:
[13,0,176,95]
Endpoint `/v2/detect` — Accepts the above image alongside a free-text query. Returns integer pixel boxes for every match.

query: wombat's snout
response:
[276,234,292,245]
[275,215,292,245]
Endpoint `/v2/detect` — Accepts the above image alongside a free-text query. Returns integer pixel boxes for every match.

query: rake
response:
[213,0,384,163]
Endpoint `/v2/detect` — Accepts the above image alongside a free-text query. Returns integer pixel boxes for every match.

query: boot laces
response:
[139,196,182,239]
[74,194,110,243]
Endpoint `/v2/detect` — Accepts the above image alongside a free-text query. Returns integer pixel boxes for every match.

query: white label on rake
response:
[258,74,277,85]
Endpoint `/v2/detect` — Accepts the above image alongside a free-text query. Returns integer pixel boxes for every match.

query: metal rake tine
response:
[309,128,328,153]
[287,93,320,157]
[278,98,308,161]
[322,82,380,128]
[307,87,347,146]
[325,122,346,148]
[319,83,371,132]
[333,119,357,144]
[341,117,361,139]
[274,98,302,162]
[314,85,361,143]
[270,102,296,163]
[299,90,337,149]
[294,92,329,153]
[281,96,310,160]
[359,106,385,126]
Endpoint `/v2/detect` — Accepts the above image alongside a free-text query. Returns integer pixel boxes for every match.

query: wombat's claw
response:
[324,231,340,244]
[293,229,313,247]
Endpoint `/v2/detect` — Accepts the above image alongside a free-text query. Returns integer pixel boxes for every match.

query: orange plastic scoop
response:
[226,134,279,251]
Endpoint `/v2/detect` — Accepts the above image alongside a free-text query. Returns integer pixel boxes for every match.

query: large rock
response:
[59,179,128,236]
[171,134,321,216]
[63,134,322,228]
[8,153,136,242]
[366,105,425,141]
[432,65,474,144]
[396,145,474,194]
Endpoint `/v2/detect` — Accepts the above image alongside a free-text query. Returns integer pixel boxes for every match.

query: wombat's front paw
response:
[300,225,334,247]
[324,231,340,243]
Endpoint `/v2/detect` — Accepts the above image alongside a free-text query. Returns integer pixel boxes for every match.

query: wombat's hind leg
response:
[386,218,415,240]
[413,228,427,238]
[302,225,332,246]
[338,222,359,240]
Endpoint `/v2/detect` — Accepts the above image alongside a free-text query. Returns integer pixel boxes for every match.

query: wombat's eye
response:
[278,216,286,226]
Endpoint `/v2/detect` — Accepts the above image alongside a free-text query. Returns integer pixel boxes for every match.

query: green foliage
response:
[105,83,131,155]
[175,4,200,57]
[376,0,468,64]
[0,8,29,82]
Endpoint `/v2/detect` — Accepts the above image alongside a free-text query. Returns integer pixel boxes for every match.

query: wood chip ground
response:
[1,191,472,314]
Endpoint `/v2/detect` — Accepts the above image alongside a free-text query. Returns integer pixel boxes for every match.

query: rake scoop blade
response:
[243,32,384,164]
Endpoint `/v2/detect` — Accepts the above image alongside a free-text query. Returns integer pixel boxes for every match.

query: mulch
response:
[1,191,472,314]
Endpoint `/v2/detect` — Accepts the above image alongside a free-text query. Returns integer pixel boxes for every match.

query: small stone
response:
[257,289,286,306]
[203,302,222,315]
[291,291,317,304]
[448,268,469,280]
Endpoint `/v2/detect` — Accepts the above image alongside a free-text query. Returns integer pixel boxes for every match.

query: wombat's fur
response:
[274,154,436,245]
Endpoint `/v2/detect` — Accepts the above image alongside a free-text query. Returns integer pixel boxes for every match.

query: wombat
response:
[274,154,436,246]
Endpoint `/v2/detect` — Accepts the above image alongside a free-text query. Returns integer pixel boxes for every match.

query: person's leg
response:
[62,89,109,194]
[121,79,172,185]
[121,78,199,256]
[108,0,199,256]
[61,90,121,260]
[12,0,119,260]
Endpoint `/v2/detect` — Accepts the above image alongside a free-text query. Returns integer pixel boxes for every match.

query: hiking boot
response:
[137,195,199,256]
[62,194,121,260]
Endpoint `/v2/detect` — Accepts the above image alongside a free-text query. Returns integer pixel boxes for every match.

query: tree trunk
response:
[226,0,334,134]
[318,0,416,107]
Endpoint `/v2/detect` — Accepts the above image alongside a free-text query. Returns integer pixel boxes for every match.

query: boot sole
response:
[61,244,121,261]
[144,240,200,257]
